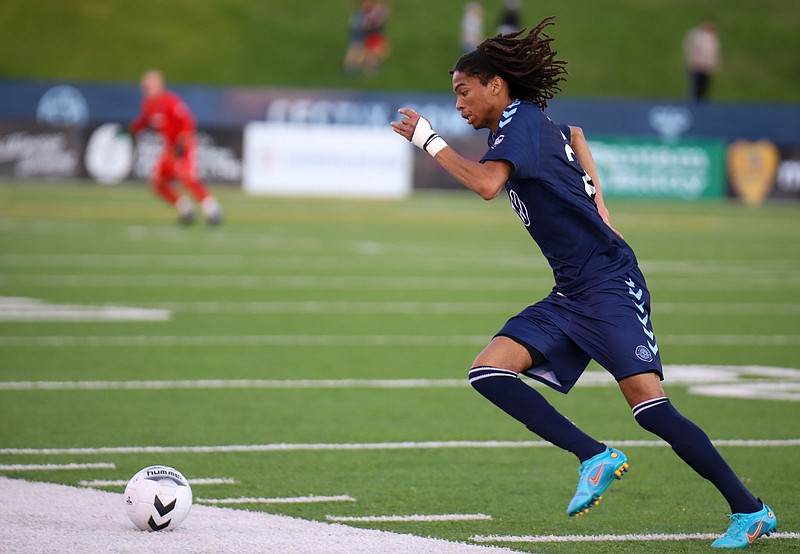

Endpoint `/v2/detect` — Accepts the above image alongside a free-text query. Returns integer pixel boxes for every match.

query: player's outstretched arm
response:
[392,108,510,200]
[568,125,623,238]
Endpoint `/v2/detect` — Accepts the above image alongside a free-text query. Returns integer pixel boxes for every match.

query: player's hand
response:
[597,204,624,239]
[391,108,420,141]
[391,108,448,157]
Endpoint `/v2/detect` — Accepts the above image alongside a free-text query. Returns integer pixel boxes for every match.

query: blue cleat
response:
[566,447,628,517]
[711,502,777,549]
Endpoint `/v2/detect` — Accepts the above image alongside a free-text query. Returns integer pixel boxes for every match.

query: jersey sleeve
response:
[480,101,541,180]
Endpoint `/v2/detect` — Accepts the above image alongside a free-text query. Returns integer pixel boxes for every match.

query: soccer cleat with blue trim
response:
[566,447,628,517]
[711,502,776,549]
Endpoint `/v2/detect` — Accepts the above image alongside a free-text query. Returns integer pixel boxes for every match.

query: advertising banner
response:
[81,123,242,185]
[3,78,798,144]
[587,136,726,199]
[0,79,797,202]
[0,122,82,179]
[243,122,412,199]
[128,129,242,184]
[726,140,800,204]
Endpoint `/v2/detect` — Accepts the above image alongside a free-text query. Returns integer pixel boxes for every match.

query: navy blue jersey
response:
[481,101,637,296]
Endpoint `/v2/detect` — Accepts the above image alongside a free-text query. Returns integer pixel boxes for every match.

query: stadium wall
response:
[1,78,798,203]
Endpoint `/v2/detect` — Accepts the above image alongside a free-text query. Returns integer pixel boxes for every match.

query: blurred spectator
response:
[343,1,369,74]
[683,21,721,102]
[496,0,522,35]
[461,3,485,53]
[344,1,391,75]
[362,0,391,74]
[129,70,221,225]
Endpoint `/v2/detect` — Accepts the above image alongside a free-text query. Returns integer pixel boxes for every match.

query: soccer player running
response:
[391,17,775,549]
[129,70,222,225]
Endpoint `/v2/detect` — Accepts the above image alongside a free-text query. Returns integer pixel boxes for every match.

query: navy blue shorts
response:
[496,266,663,393]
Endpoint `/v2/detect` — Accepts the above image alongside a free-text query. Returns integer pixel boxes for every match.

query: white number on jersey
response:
[564,139,596,199]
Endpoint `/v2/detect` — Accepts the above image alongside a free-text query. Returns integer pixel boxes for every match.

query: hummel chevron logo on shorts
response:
[625,277,658,356]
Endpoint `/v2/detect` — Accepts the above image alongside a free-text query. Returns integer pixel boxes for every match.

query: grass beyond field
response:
[0,182,799,553]
[1,0,799,101]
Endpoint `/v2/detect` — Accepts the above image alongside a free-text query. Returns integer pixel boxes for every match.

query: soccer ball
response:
[124,465,192,531]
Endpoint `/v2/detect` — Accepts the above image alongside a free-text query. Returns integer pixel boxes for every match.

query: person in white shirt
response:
[683,21,721,102]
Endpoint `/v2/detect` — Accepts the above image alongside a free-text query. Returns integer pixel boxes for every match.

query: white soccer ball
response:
[124,465,192,531]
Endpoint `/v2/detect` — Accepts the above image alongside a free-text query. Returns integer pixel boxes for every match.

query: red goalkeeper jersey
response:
[130,91,196,149]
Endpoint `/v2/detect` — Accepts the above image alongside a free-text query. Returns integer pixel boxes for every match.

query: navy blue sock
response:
[469,366,605,462]
[633,397,761,514]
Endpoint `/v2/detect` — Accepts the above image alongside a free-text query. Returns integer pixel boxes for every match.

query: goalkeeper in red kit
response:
[129,70,222,225]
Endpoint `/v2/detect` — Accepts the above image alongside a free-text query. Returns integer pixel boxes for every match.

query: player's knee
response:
[468,366,519,393]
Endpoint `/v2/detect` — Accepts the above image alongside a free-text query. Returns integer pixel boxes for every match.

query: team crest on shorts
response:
[635,345,654,362]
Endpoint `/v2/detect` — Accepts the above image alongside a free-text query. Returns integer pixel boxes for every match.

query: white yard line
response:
[0,274,549,290]
[4,253,796,274]
[2,366,798,403]
[0,378,467,391]
[2,293,797,316]
[79,477,237,487]
[0,297,169,322]
[145,300,526,315]
[327,514,492,523]
[471,532,800,543]
[690,382,800,401]
[2,439,798,457]
[198,495,355,505]
[0,253,545,271]
[3,272,799,290]
[1,365,799,391]
[0,334,488,347]
[0,365,800,388]
[1,334,799,347]
[0,462,115,471]
[7,298,792,315]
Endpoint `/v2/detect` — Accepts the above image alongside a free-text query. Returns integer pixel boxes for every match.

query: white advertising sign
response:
[243,122,412,199]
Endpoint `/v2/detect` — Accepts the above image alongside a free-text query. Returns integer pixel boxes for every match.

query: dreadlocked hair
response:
[451,16,567,109]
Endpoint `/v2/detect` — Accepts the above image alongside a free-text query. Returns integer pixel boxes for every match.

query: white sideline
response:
[199,495,356,505]
[80,477,237,487]
[5,297,794,315]
[0,462,115,471]
[471,532,800,543]
[0,378,467,391]
[2,364,799,401]
[3,272,798,290]
[0,297,169,322]
[327,514,492,523]
[0,477,515,554]
[2,439,799,456]
[1,333,799,346]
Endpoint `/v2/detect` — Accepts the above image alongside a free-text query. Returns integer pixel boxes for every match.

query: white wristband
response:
[411,116,448,157]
